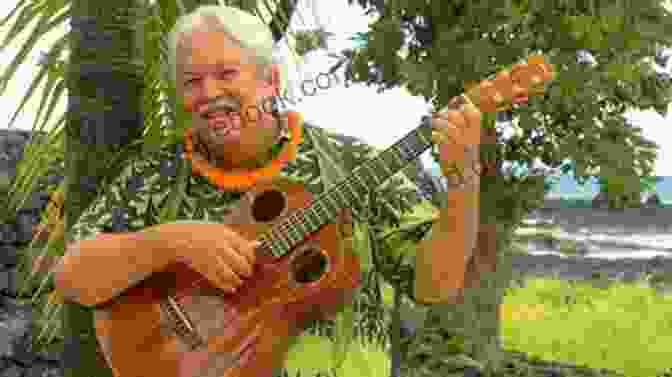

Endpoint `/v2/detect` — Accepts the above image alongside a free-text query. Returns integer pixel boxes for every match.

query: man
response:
[53,5,482,375]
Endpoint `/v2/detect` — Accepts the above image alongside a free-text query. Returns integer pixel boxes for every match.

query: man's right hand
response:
[155,222,258,294]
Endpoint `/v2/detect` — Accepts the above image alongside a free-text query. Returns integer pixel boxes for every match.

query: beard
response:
[191,115,282,170]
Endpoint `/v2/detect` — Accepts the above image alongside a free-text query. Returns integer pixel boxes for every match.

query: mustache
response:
[200,96,241,118]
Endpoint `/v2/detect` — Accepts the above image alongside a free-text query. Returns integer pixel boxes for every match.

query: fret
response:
[303,208,319,232]
[286,221,302,245]
[404,135,420,155]
[291,212,309,237]
[272,228,292,252]
[268,242,281,257]
[397,140,414,161]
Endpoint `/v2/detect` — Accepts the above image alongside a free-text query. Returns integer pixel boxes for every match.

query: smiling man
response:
[52,5,482,376]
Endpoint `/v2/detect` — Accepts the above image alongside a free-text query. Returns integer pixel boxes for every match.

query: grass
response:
[501,277,672,377]
[283,277,672,377]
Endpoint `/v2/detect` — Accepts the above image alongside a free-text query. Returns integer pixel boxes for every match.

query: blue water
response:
[546,175,672,203]
[425,161,672,203]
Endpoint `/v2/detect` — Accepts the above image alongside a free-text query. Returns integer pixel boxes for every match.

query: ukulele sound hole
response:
[251,189,286,222]
[291,248,329,284]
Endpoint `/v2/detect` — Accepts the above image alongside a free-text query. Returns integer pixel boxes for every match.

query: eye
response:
[216,70,238,80]
[185,77,200,86]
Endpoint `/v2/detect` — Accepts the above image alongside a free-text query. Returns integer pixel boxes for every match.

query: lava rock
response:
[14,213,37,244]
[0,224,17,245]
[0,300,32,359]
[11,333,38,366]
[2,364,24,377]
[463,366,482,377]
[0,246,20,268]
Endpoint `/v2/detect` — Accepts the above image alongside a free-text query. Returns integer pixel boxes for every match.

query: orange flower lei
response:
[182,111,303,191]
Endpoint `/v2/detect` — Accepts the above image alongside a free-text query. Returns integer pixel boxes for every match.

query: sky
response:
[1,0,670,176]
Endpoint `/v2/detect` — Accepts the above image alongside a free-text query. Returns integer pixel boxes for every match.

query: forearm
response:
[53,224,179,307]
[439,173,480,261]
[413,156,480,305]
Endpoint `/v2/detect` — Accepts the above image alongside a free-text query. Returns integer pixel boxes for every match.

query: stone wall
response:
[0,129,63,376]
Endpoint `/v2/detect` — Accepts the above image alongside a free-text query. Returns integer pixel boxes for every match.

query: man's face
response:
[177,28,280,167]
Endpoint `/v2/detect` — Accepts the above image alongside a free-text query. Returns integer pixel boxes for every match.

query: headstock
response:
[462,54,555,113]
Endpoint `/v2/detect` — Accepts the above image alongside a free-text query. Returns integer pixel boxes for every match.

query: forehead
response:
[178,30,254,74]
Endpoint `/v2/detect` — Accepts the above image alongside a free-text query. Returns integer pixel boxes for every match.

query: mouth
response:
[202,104,241,135]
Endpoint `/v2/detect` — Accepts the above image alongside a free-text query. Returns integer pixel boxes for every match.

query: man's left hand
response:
[430,99,483,185]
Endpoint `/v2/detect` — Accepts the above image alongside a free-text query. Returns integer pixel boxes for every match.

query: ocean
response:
[545,174,672,203]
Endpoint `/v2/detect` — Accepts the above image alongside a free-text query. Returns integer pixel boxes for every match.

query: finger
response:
[219,243,253,280]
[219,227,257,266]
[434,110,467,129]
[224,232,257,268]
[189,254,238,293]
[212,250,245,287]
[432,119,462,145]
[463,103,481,122]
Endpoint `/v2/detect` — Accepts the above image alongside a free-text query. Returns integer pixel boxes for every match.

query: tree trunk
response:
[63,1,145,376]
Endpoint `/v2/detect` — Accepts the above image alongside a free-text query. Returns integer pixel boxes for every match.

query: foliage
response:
[337,0,672,373]
[342,0,672,201]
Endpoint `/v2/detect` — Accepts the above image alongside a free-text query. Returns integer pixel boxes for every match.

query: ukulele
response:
[93,55,554,377]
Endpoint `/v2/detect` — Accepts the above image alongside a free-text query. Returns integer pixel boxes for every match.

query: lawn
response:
[283,277,672,377]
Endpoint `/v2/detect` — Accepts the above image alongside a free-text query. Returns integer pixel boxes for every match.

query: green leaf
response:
[331,298,355,376]
[352,222,372,274]
[346,341,378,377]
[158,157,191,223]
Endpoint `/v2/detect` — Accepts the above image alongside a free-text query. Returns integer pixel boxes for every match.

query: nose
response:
[202,76,220,102]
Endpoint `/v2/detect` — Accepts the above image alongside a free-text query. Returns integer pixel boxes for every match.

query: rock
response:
[0,246,20,268]
[11,333,38,366]
[0,224,17,246]
[14,214,36,244]
[0,132,28,147]
[0,130,65,373]
[643,192,663,208]
[591,192,609,209]
[2,364,24,377]
[24,365,49,377]
[0,300,32,359]
[463,366,482,377]
[0,269,18,297]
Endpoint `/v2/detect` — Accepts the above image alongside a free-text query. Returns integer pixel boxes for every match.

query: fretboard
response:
[259,116,434,258]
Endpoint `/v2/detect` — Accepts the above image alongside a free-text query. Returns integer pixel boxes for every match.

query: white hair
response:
[165,5,287,93]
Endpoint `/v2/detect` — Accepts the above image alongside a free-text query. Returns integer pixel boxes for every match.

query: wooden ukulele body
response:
[93,178,361,377]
